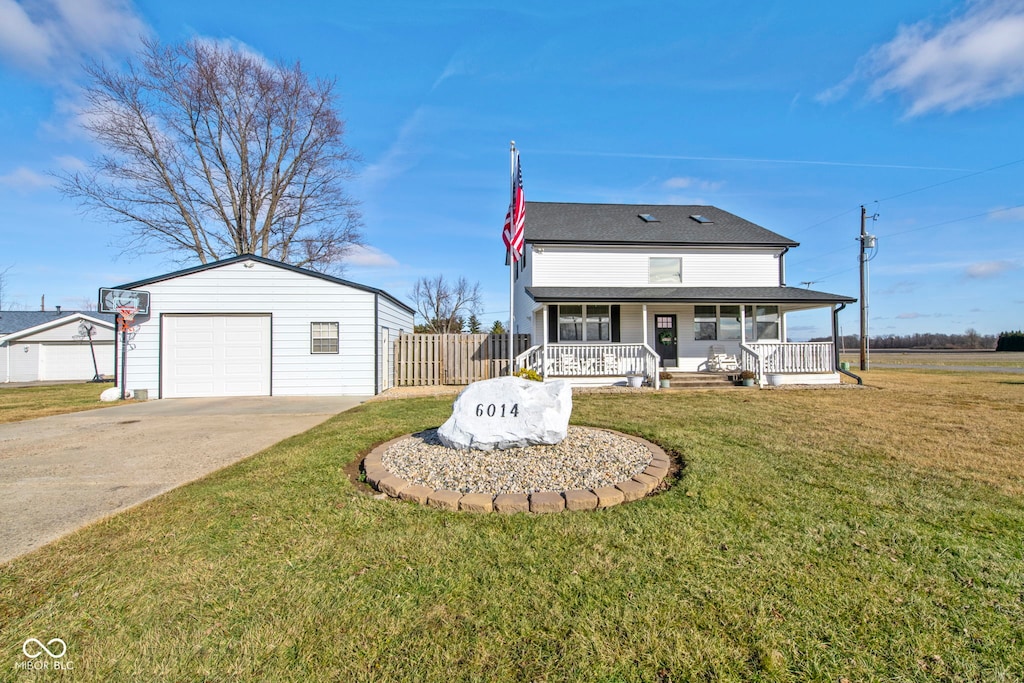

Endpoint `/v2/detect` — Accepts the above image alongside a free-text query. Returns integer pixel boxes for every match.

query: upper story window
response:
[311,321,339,354]
[649,257,682,284]
[558,304,610,342]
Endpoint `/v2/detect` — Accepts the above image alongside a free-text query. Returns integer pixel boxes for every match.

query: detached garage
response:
[1,311,115,383]
[109,254,413,398]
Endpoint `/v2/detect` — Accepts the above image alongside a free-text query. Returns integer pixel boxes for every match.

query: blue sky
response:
[1,0,1023,340]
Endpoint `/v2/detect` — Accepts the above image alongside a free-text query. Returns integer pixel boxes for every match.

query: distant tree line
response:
[811,329,1000,350]
[995,331,1024,352]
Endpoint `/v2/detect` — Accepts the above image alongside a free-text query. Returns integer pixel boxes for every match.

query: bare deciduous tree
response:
[411,275,481,333]
[58,38,363,271]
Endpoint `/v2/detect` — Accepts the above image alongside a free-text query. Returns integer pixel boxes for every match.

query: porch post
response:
[542,304,549,378]
[642,304,648,346]
[740,306,746,345]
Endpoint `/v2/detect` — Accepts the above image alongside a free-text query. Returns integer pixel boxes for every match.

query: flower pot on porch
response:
[741,378,755,387]
[660,379,670,389]
[626,374,643,388]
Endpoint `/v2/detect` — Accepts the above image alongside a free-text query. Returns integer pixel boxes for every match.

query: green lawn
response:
[0,382,115,424]
[1,371,1022,681]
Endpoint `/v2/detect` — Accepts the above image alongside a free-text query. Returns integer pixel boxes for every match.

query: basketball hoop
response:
[116,304,138,332]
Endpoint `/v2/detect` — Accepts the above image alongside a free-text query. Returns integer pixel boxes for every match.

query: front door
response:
[654,315,677,367]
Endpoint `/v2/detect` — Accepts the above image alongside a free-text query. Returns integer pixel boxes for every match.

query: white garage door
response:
[161,315,271,398]
[40,342,115,381]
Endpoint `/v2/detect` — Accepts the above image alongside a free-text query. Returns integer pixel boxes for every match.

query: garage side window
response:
[311,322,340,354]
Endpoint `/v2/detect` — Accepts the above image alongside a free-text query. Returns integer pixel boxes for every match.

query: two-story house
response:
[512,202,856,386]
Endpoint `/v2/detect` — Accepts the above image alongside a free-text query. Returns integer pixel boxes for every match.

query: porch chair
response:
[707,345,739,372]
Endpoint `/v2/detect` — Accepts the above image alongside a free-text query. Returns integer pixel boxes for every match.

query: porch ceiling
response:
[526,286,856,305]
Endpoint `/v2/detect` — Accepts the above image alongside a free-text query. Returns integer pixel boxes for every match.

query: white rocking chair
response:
[706,345,739,372]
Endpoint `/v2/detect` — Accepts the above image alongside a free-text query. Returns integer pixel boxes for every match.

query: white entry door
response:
[161,315,271,398]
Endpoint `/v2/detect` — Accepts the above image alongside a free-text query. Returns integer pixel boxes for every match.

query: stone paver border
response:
[361,429,671,514]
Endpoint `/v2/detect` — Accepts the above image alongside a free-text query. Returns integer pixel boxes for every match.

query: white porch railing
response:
[741,342,835,385]
[515,343,660,384]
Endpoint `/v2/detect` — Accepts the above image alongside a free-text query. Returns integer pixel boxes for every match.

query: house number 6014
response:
[475,403,519,418]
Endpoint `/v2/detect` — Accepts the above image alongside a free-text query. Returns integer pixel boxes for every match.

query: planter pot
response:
[626,374,643,388]
[741,378,755,387]
[659,380,670,389]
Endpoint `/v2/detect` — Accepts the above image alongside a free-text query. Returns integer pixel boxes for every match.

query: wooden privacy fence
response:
[395,333,531,386]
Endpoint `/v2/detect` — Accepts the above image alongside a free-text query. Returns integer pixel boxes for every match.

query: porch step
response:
[662,372,738,389]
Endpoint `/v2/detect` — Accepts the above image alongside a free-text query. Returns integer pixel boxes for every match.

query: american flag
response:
[503,150,525,262]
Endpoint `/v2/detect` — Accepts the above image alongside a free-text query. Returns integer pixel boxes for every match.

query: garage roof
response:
[113,254,415,314]
[0,312,115,341]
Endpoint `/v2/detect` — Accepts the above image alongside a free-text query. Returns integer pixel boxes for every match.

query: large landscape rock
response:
[437,376,572,450]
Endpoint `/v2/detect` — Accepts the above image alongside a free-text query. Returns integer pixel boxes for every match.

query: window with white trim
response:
[744,305,780,341]
[649,257,682,284]
[558,305,610,342]
[694,305,742,341]
[311,322,339,354]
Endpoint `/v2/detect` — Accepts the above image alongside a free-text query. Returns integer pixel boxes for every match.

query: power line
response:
[881,202,1024,239]
[873,157,1024,204]
[797,202,1024,283]
[789,155,1024,237]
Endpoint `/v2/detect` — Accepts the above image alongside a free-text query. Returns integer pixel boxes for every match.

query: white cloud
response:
[344,245,399,268]
[988,205,1024,221]
[964,259,1020,278]
[0,0,147,75]
[820,0,1024,116]
[662,176,725,192]
[897,312,929,319]
[54,155,87,172]
[0,166,53,190]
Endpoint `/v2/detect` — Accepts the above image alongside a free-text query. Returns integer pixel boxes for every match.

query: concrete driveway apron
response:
[0,396,362,564]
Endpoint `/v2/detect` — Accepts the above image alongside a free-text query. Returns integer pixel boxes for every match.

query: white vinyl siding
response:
[121,260,412,397]
[376,294,413,392]
[7,343,39,382]
[531,247,780,287]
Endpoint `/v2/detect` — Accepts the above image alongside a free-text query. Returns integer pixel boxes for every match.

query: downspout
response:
[833,303,862,385]
[779,246,790,286]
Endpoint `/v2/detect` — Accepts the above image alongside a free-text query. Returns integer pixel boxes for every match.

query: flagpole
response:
[508,140,516,376]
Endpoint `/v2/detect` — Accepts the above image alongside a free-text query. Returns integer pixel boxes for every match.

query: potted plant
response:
[659,371,672,389]
[739,370,756,387]
[625,371,644,388]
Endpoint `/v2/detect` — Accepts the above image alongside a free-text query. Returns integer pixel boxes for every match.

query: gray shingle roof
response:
[525,202,799,247]
[526,286,855,305]
[0,311,115,335]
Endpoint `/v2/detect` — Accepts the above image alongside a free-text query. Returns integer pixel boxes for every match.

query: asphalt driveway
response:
[0,395,363,564]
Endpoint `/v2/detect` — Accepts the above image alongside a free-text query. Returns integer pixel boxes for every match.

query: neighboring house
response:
[110,254,413,398]
[512,202,856,386]
[0,310,115,383]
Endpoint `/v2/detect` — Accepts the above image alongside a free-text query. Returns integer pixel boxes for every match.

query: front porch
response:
[515,340,840,387]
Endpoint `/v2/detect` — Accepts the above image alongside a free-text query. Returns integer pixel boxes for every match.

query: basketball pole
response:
[119,315,128,400]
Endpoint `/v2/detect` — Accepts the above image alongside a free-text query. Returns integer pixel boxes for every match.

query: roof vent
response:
[690,214,713,224]
[638,213,659,222]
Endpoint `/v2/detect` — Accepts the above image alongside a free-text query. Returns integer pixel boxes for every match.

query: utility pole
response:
[859,206,867,371]
[858,206,877,371]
